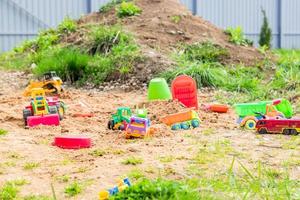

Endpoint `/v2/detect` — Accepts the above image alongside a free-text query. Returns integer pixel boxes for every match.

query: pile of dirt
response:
[79,0,263,68]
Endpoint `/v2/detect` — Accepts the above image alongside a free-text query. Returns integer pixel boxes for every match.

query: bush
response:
[259,9,272,49]
[225,26,253,46]
[58,17,77,34]
[34,47,90,83]
[64,182,82,197]
[116,2,142,18]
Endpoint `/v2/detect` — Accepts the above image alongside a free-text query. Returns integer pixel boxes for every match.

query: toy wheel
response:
[43,83,58,94]
[57,103,65,121]
[191,119,200,128]
[119,125,125,131]
[108,120,114,130]
[283,129,290,135]
[290,129,298,135]
[49,106,58,114]
[258,128,267,134]
[181,122,190,130]
[171,124,181,130]
[245,119,256,130]
[23,109,32,126]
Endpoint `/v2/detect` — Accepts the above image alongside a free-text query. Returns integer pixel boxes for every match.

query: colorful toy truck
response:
[23,71,63,96]
[23,88,64,127]
[108,107,132,131]
[160,110,200,130]
[125,116,154,139]
[99,178,131,200]
[234,99,293,130]
[256,119,300,135]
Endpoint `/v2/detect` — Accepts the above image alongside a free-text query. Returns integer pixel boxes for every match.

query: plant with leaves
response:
[225,26,253,46]
[259,9,272,49]
[116,2,142,18]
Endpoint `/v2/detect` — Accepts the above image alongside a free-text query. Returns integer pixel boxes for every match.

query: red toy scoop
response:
[53,136,91,149]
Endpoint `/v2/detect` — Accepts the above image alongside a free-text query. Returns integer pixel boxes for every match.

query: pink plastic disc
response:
[53,136,91,149]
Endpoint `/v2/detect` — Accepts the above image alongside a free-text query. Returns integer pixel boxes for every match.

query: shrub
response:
[58,17,77,34]
[225,26,253,46]
[116,2,142,18]
[34,47,90,83]
[259,9,272,49]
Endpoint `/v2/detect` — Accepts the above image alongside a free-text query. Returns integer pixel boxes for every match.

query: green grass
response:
[23,195,52,200]
[128,168,145,180]
[112,159,300,200]
[99,0,128,13]
[64,182,82,197]
[89,149,106,157]
[122,156,143,165]
[0,179,28,200]
[23,162,40,170]
[0,129,8,136]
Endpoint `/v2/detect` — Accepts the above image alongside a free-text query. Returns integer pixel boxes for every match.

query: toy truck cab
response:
[256,119,300,135]
[125,117,152,139]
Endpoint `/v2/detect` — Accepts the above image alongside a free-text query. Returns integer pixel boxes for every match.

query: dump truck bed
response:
[160,110,194,126]
[234,101,271,117]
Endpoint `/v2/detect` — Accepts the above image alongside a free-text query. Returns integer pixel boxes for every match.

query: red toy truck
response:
[256,119,300,135]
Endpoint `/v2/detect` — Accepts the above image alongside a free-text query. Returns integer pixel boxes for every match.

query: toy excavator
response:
[23,71,63,96]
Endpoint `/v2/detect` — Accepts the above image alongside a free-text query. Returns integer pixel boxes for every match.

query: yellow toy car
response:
[23,71,63,96]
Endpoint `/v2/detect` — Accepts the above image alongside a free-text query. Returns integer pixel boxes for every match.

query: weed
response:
[159,156,174,163]
[64,182,82,197]
[23,162,40,170]
[171,15,181,23]
[0,182,18,200]
[0,129,8,136]
[89,149,105,157]
[116,2,142,18]
[56,175,70,183]
[225,26,253,46]
[128,168,145,180]
[58,17,77,34]
[122,156,143,165]
[76,166,89,173]
[99,0,127,13]
[23,195,52,200]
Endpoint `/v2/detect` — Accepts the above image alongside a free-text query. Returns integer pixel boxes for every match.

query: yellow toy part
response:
[30,88,49,116]
[99,190,109,200]
[23,71,63,96]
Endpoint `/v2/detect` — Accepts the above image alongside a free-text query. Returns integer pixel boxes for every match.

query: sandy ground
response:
[0,71,299,199]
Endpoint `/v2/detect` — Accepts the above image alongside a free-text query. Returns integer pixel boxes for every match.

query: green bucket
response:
[148,78,172,101]
[275,98,293,118]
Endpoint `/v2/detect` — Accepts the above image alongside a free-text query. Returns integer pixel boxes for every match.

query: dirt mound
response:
[79,0,263,66]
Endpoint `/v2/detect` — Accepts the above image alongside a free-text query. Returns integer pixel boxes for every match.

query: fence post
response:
[87,0,92,13]
[278,0,282,48]
[192,0,197,15]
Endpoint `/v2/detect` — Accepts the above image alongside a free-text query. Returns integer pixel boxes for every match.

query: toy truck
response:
[160,110,200,130]
[125,116,154,139]
[108,107,132,131]
[23,71,63,96]
[23,88,64,127]
[234,99,293,130]
[256,119,300,135]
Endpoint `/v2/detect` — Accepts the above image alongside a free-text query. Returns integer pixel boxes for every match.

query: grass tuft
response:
[64,182,82,197]
[122,156,143,165]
